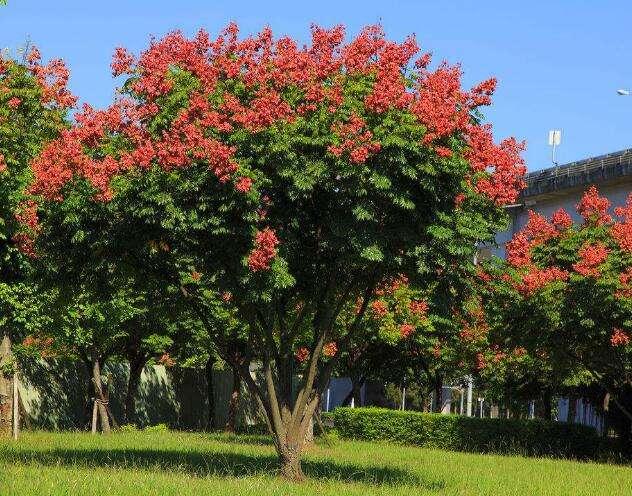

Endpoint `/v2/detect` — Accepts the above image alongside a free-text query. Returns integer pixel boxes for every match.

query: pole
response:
[12,372,19,440]
[401,386,406,411]
[466,376,473,417]
[460,388,464,415]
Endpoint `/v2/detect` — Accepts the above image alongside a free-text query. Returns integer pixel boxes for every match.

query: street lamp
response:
[617,89,630,96]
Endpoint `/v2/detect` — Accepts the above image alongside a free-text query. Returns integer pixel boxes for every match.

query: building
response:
[492,148,632,259]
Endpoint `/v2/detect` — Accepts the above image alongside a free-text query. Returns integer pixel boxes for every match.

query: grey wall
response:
[17,359,253,431]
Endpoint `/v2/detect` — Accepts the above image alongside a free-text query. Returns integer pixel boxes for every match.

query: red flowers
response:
[7,97,21,108]
[111,47,135,77]
[613,194,632,253]
[610,328,630,347]
[577,186,612,225]
[158,353,175,367]
[573,242,610,277]
[515,267,568,295]
[295,347,310,363]
[616,268,632,299]
[323,341,338,357]
[235,176,253,193]
[400,323,414,338]
[26,24,525,209]
[506,233,531,268]
[370,299,388,318]
[408,300,428,317]
[247,228,279,271]
[551,208,573,230]
[523,211,558,244]
[328,113,381,164]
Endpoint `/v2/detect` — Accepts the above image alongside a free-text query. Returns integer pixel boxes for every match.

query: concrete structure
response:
[491,148,632,260]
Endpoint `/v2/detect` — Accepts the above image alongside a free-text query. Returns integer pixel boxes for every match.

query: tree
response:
[26,24,524,479]
[481,187,632,439]
[1,47,73,328]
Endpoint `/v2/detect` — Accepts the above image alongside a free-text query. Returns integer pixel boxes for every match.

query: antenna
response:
[548,130,561,166]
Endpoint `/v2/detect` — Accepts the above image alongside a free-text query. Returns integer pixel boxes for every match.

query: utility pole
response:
[466,375,473,417]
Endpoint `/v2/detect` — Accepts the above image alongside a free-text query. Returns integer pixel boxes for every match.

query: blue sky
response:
[2,0,632,172]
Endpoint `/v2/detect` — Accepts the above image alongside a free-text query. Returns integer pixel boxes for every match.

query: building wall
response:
[492,180,631,259]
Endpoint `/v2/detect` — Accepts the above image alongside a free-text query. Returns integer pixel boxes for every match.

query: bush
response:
[324,407,602,459]
[143,423,169,432]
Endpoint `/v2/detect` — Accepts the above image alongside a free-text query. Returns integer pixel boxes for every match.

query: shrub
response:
[324,407,602,459]
[118,424,139,433]
[143,423,169,432]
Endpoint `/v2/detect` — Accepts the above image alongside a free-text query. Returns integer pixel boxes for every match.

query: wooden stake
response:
[12,373,19,440]
[91,399,98,434]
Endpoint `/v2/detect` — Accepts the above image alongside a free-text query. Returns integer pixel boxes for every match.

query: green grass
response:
[0,431,630,495]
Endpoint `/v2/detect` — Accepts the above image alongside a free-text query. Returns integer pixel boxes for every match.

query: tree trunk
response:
[91,357,111,434]
[279,444,305,481]
[225,365,241,433]
[205,355,216,430]
[433,376,443,413]
[352,378,363,408]
[0,335,13,437]
[542,389,552,421]
[342,374,363,407]
[567,396,577,424]
[123,356,145,425]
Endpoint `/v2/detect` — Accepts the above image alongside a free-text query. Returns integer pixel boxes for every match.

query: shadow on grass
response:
[0,446,445,489]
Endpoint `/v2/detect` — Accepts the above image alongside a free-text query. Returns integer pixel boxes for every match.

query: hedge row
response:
[324,407,602,459]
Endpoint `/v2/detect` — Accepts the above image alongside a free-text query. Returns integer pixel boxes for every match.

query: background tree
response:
[481,187,631,441]
[27,24,525,479]
[0,47,73,339]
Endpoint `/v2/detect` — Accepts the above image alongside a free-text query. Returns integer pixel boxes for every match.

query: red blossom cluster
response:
[235,176,253,193]
[613,194,632,253]
[22,335,55,358]
[323,341,338,357]
[616,267,632,299]
[25,47,77,108]
[573,242,610,277]
[370,299,388,318]
[247,227,279,271]
[13,200,40,258]
[506,233,531,268]
[408,299,428,316]
[515,267,568,295]
[295,347,310,363]
[328,113,381,164]
[158,353,175,367]
[28,23,525,213]
[504,188,632,299]
[551,208,573,230]
[522,211,558,244]
[577,186,612,225]
[610,328,630,347]
[474,352,486,370]
[399,323,414,338]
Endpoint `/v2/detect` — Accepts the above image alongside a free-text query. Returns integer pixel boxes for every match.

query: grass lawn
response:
[0,431,630,495]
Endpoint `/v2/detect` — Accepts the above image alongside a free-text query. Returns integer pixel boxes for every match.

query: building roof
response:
[522,148,632,199]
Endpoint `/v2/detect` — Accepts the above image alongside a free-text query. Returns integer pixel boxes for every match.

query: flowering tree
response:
[482,187,632,435]
[27,24,524,478]
[0,48,72,428]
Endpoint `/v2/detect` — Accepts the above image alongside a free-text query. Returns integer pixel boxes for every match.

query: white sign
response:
[548,130,561,146]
